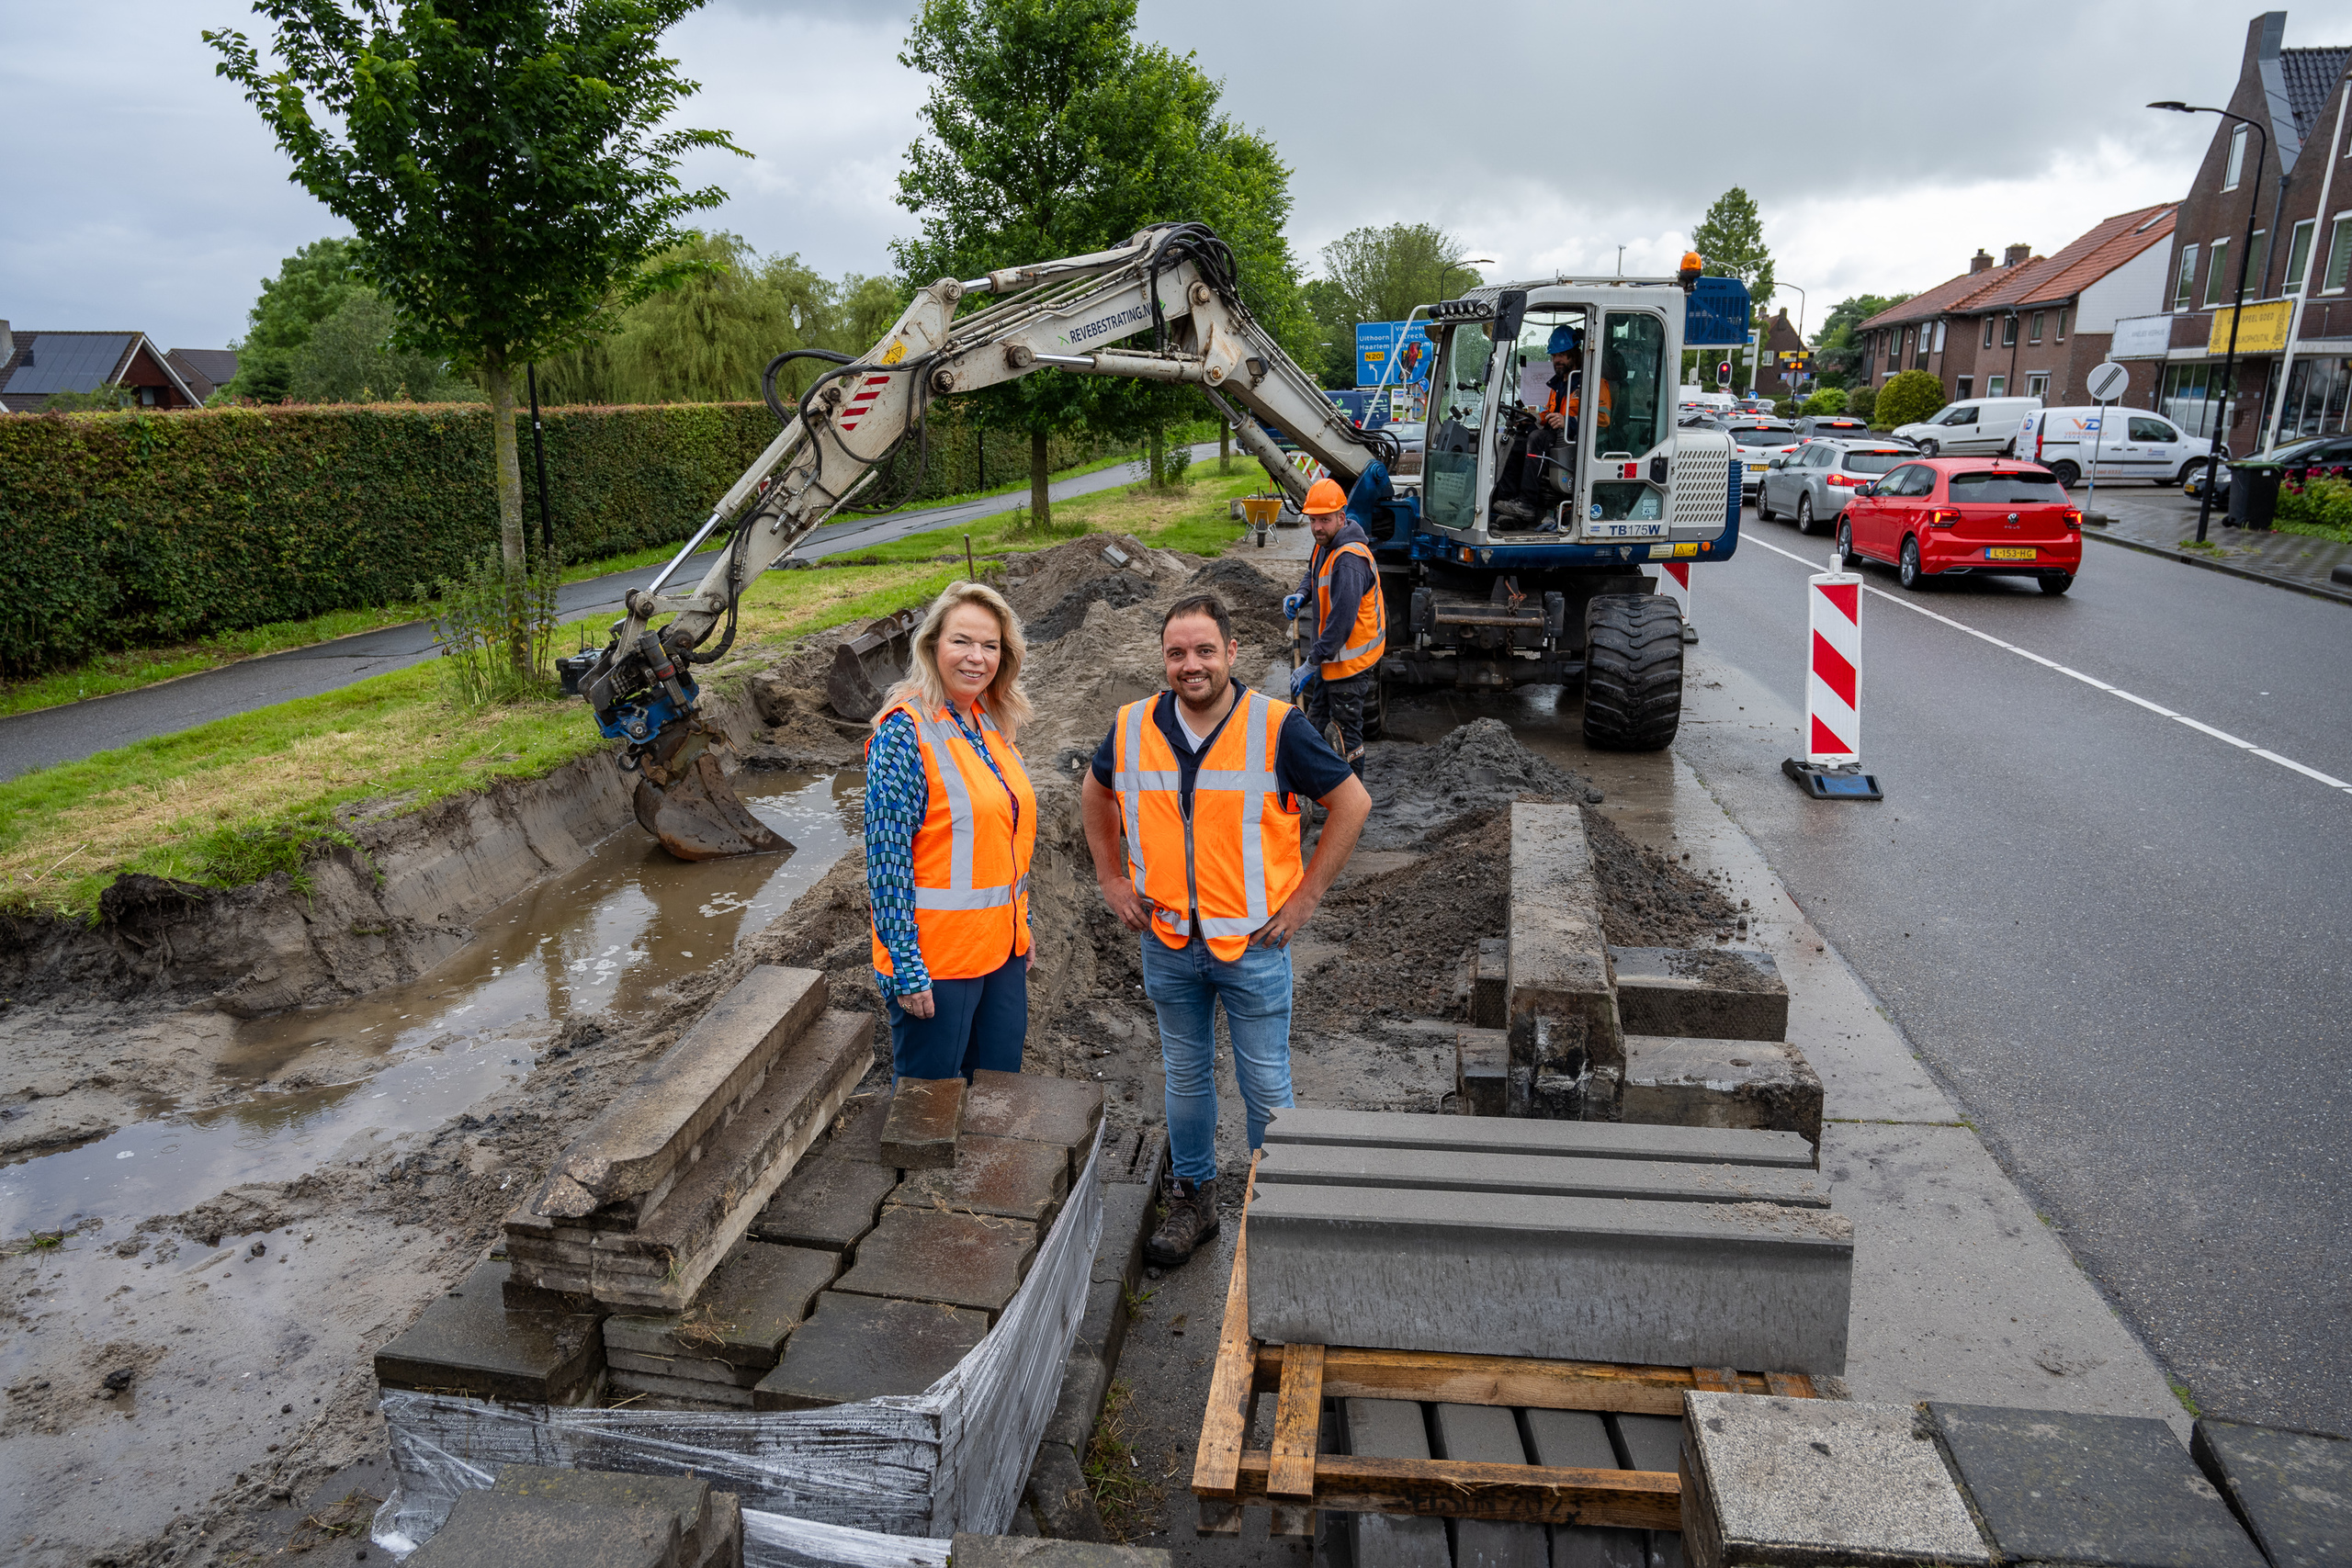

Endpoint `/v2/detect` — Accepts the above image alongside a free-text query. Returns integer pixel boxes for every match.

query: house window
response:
[2030,311,2045,344]
[2027,373,2049,400]
[1932,321,1946,352]
[1956,376,1973,399]
[2328,215,2352,292]
[2056,308,2069,342]
[1986,376,2007,396]
[2224,122,2249,191]
[2001,315,2018,347]
[2175,243,2200,309]
[2205,237,2232,307]
[2286,219,2316,294]
[2243,231,2267,301]
[1983,316,1995,348]
[2273,354,2352,437]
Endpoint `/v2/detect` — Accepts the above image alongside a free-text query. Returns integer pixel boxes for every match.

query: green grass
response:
[2269,517,2352,545]
[832,464,1272,567]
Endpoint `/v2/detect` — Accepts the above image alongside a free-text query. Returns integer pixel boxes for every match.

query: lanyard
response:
[947,704,1019,832]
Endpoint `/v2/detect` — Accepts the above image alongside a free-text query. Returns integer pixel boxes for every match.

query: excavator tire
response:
[1581,593,1683,751]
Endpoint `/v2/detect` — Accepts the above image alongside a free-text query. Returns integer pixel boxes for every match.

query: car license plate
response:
[1747,462,1769,471]
[1587,522,1670,538]
[1985,547,2037,560]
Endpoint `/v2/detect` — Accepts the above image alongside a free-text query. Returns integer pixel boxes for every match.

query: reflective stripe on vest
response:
[1314,539,1385,680]
[866,699,1035,981]
[1111,690,1303,959]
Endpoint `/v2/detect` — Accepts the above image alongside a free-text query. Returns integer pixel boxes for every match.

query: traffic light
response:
[1716,360,1732,386]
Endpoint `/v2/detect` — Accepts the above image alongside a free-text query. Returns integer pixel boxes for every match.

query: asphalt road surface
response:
[0,447,1213,780]
[1679,502,2352,1434]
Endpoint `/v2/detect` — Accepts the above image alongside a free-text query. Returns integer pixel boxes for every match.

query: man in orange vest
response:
[1079,593,1372,1268]
[1281,477,1386,776]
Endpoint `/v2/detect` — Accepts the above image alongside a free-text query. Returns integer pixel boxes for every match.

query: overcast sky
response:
[7,0,2349,353]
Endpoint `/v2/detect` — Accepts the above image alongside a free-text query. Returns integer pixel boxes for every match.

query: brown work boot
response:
[1145,1176,1220,1268]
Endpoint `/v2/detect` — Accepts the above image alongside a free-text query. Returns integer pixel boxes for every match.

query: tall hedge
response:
[0,400,1118,675]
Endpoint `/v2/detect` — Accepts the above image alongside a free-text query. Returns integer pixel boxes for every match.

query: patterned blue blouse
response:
[865,704,1020,998]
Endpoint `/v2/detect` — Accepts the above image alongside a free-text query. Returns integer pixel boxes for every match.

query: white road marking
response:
[1740,534,2352,795]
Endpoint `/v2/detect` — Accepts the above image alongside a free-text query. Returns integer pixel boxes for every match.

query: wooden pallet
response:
[1190,1156,1820,1538]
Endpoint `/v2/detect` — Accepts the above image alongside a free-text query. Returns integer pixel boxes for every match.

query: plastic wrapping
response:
[373,1126,1103,1564]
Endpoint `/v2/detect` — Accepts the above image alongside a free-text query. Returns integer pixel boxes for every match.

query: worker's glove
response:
[1282,592,1306,622]
[1290,664,1317,696]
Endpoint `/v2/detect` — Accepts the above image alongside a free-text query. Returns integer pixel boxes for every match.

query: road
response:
[0,447,1212,780]
[1679,500,2352,1433]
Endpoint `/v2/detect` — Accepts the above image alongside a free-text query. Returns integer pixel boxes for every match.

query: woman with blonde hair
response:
[864,580,1039,1079]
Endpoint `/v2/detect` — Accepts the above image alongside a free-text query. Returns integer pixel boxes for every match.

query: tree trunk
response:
[1149,425,1165,489]
[482,350,528,669]
[1030,429,1051,530]
[1219,421,1232,473]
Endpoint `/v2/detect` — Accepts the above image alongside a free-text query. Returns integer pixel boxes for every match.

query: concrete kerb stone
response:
[1433,1402,1548,1568]
[1341,1398,1451,1568]
[1524,1409,1646,1568]
[1252,1142,1830,1208]
[1264,1106,1816,1169]
[1679,1393,1990,1568]
[1246,1183,1852,1372]
[1609,948,1789,1043]
[1619,1037,1824,1151]
[2190,1418,2352,1568]
[1504,802,1622,1113]
[882,1077,965,1168]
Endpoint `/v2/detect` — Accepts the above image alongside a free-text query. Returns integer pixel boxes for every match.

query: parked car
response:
[2017,407,2204,488]
[2181,434,2331,498]
[1891,396,2042,457]
[1726,421,1803,499]
[1756,439,1914,535]
[1837,458,2081,593]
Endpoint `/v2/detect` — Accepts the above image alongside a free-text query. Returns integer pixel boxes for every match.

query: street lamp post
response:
[2151,100,2268,542]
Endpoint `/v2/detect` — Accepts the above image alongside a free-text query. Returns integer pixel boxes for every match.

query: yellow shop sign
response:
[2207,299,2292,355]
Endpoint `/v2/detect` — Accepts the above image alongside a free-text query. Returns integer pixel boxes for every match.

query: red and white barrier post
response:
[1782,557,1883,799]
[1658,559,1692,637]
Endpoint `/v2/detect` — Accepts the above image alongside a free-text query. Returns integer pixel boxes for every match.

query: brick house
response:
[1751,309,1808,400]
[1853,207,2178,415]
[0,323,220,412]
[2109,10,2352,452]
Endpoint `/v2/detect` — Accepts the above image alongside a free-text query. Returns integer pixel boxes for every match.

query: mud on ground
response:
[0,532,1748,1564]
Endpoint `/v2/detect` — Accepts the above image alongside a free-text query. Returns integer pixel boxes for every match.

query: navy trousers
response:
[886,951,1028,1079]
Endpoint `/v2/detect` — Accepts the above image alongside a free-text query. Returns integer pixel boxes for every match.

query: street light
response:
[2152,100,2267,541]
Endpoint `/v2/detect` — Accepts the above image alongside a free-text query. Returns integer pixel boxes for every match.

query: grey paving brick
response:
[1248,1183,1851,1373]
[605,1349,765,1388]
[1524,1411,1645,1568]
[1607,1415,1683,1474]
[827,1092,893,1165]
[1262,1107,1814,1169]
[949,1533,1172,1568]
[700,1494,742,1568]
[406,1488,680,1568]
[491,1463,713,1565]
[832,1205,1037,1319]
[1253,1144,1828,1208]
[1619,1038,1824,1151]
[374,1258,605,1404]
[752,1291,989,1409]
[1457,1028,1508,1118]
[1608,948,1789,1044]
[882,1077,964,1168]
[885,1133,1070,1224]
[609,1365,757,1408]
[1433,1404,1546,1568]
[963,1069,1105,1179]
[2190,1418,2352,1568]
[1928,1403,2266,1568]
[602,1241,838,1369]
[750,1153,898,1252]
[1341,1399,1450,1568]
[1679,1393,1988,1568]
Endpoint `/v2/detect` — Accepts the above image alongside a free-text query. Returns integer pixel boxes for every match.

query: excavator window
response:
[1588,310,1672,522]
[1424,321,1494,531]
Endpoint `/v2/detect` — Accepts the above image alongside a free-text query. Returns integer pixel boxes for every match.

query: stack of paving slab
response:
[405,1463,741,1568]
[1249,1107,1850,1374]
[1477,801,1820,1148]
[1679,1392,2348,1568]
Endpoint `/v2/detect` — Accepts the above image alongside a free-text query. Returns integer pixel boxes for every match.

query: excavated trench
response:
[0,532,1747,1565]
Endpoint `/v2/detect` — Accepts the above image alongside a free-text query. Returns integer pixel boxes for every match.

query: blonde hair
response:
[876,581,1035,741]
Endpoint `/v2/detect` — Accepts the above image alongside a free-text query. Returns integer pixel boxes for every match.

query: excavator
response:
[570,222,1746,859]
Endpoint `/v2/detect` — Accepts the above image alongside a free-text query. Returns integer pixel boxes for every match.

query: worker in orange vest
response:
[865,582,1038,1080]
[1496,323,1607,527]
[1281,477,1385,776]
[1079,593,1372,1267]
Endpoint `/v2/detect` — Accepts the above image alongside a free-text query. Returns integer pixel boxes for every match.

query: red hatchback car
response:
[1837,457,2083,594]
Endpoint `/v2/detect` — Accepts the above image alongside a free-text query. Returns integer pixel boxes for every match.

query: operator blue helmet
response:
[1547,324,1582,355]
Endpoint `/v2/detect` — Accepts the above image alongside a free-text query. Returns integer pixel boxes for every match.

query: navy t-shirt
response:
[1088,683,1357,807]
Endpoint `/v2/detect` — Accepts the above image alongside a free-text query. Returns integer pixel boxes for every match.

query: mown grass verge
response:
[0,468,1265,921]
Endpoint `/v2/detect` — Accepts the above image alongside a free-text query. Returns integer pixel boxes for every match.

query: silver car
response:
[1727,421,1803,500]
[1756,438,1913,536]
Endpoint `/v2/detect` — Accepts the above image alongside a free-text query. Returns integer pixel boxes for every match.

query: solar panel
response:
[4,334,134,395]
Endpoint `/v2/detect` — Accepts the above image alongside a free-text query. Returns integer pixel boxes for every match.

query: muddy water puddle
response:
[0,770,859,1237]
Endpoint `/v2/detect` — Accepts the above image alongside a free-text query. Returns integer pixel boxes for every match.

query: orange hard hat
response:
[1301,477,1349,516]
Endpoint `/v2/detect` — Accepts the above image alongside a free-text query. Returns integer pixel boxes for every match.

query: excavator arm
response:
[582,222,1390,859]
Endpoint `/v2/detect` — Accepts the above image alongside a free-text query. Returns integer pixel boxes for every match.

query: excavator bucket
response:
[826,608,925,721]
[631,720,791,862]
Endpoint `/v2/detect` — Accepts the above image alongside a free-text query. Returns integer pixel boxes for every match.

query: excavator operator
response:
[1493,324,1607,526]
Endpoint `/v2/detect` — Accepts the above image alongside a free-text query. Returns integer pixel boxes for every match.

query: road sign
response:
[2086,361,2130,402]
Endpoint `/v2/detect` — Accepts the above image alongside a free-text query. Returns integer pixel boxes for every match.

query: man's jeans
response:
[1139,932,1295,1185]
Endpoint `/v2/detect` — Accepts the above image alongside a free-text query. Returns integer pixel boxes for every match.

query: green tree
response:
[1694,186,1773,388]
[1847,383,1877,423]
[209,0,741,666]
[893,0,1308,518]
[286,290,471,402]
[1875,368,1946,428]
[1306,223,1483,391]
[1811,292,1910,388]
[227,236,369,401]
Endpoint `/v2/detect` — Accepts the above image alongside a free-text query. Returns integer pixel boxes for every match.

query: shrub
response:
[1803,387,1849,416]
[1876,370,1947,429]
[1846,383,1878,423]
[2276,474,2352,534]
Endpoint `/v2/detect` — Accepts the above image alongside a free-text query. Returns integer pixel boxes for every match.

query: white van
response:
[1678,388,1737,416]
[2017,406,2205,488]
[1892,396,2042,457]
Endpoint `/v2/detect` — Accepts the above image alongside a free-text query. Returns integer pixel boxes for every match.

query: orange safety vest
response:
[1110,690,1304,960]
[1314,538,1386,681]
[865,698,1037,983]
[1555,378,1611,427]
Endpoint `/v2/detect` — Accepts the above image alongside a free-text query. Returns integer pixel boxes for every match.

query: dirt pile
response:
[1358,717,1597,852]
[1304,807,1510,1021]
[1585,811,1742,947]
[1026,570,1157,642]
